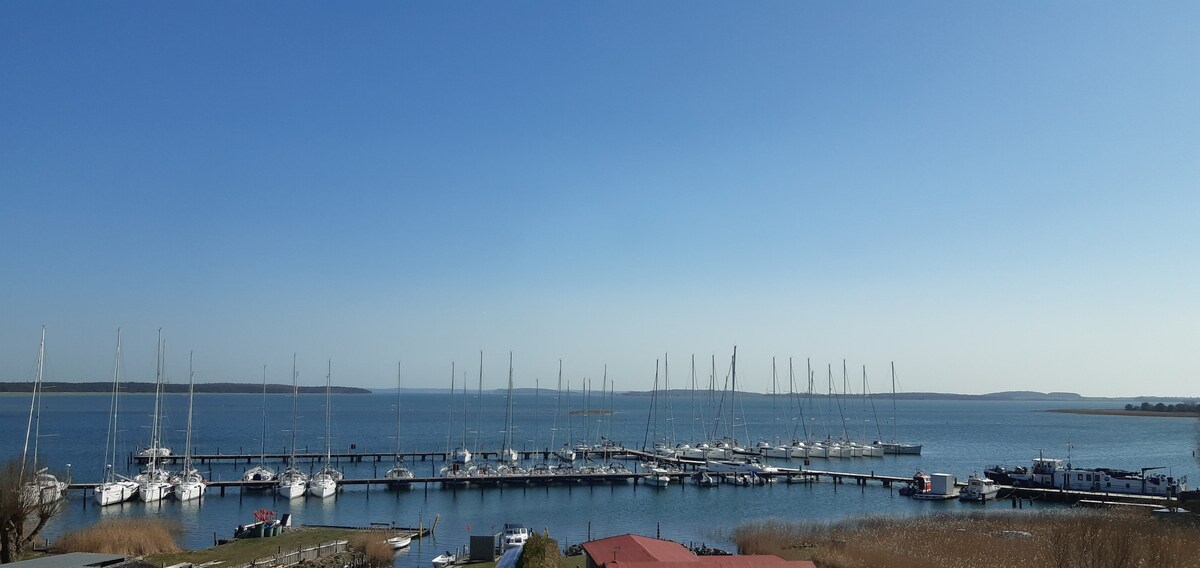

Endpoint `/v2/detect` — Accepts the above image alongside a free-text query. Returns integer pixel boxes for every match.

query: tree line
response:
[1124,401,1200,413]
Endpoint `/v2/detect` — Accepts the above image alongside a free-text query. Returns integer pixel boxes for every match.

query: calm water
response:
[3,390,1198,567]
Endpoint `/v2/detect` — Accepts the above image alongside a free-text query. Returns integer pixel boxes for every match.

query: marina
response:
[5,388,1197,568]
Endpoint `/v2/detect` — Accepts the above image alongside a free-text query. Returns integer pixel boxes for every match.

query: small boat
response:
[693,471,718,487]
[431,551,457,568]
[959,473,1000,502]
[502,523,530,550]
[386,535,412,549]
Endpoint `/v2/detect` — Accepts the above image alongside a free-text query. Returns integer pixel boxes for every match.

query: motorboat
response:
[959,473,1000,502]
[431,551,457,568]
[502,523,530,550]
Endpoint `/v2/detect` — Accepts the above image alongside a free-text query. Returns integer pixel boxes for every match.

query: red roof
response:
[581,534,814,568]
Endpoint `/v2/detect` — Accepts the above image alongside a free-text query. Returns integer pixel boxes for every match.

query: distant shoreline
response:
[1048,408,1200,418]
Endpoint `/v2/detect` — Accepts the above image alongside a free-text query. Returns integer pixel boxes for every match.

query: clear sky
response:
[1,2,1197,396]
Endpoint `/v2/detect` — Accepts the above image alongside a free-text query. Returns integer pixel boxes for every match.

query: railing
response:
[226,539,353,568]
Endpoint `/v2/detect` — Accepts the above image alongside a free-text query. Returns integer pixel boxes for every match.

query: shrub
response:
[515,531,559,568]
[55,519,181,555]
[348,531,394,567]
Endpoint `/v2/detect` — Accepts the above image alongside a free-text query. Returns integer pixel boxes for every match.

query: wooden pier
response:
[131,447,626,465]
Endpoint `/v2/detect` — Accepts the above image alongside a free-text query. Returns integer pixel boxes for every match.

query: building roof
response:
[6,553,127,568]
[582,534,815,568]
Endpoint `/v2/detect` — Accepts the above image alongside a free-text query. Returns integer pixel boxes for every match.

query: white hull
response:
[760,447,790,459]
[173,481,206,501]
[387,536,412,549]
[644,475,670,487]
[138,481,171,503]
[95,481,138,506]
[307,478,337,498]
[279,479,307,499]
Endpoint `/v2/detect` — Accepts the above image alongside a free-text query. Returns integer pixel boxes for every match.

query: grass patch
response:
[55,519,182,556]
[148,527,358,567]
[733,510,1200,568]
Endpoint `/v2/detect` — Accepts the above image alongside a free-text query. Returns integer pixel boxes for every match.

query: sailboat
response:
[136,330,172,503]
[306,360,341,498]
[171,352,206,501]
[496,353,527,482]
[21,326,67,505]
[243,365,276,486]
[552,361,576,463]
[277,354,308,499]
[439,363,471,487]
[96,329,138,506]
[874,362,922,455]
[385,361,414,488]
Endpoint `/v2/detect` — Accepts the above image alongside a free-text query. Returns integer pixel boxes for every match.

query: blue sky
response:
[1,2,1197,396]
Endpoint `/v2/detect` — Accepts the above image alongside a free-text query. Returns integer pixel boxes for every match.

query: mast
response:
[461,369,468,450]
[504,352,514,455]
[149,329,164,475]
[891,361,898,443]
[324,360,332,464]
[184,351,195,474]
[395,361,403,457]
[259,364,268,467]
[103,329,122,483]
[444,363,455,456]
[475,351,483,454]
[550,360,561,453]
[289,354,298,468]
[22,325,46,478]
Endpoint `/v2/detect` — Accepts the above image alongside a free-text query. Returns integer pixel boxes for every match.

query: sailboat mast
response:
[475,351,483,454]
[103,329,123,482]
[891,361,898,443]
[444,363,455,455]
[22,326,47,477]
[184,351,195,473]
[395,361,403,456]
[289,354,298,467]
[260,364,268,466]
[150,329,163,474]
[505,352,514,453]
[324,360,332,462]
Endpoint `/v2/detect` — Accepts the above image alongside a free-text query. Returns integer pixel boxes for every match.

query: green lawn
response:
[148,527,359,567]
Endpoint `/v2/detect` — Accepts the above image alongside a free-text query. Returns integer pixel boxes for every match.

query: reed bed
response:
[347,530,394,567]
[54,518,182,555]
[733,511,1200,568]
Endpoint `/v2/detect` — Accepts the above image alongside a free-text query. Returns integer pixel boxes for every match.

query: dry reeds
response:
[733,510,1200,568]
[347,531,393,567]
[55,518,181,555]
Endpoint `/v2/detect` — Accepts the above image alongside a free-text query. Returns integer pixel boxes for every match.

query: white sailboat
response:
[172,353,206,501]
[496,353,527,481]
[277,354,308,499]
[137,330,172,503]
[874,362,922,455]
[552,362,576,463]
[385,361,414,487]
[307,360,341,498]
[21,326,67,505]
[96,329,138,506]
[243,365,276,485]
[439,363,470,486]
